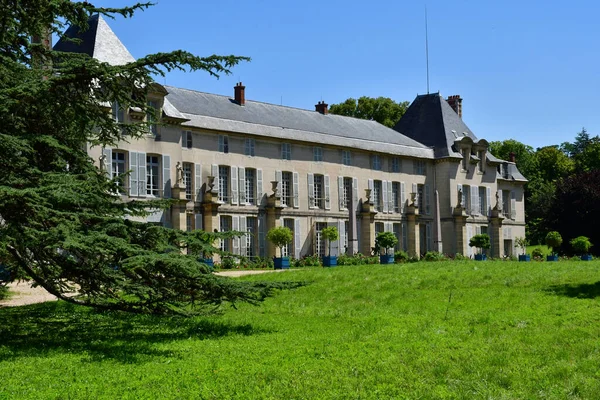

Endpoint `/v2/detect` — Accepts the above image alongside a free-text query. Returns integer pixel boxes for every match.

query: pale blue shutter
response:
[211,164,219,194]
[511,191,517,219]
[232,216,240,254]
[138,152,147,197]
[307,173,315,208]
[230,166,238,205]
[324,175,330,210]
[195,164,202,202]
[162,155,171,198]
[338,176,344,210]
[256,168,263,206]
[382,181,388,213]
[276,170,282,196]
[129,151,138,197]
[294,218,301,259]
[293,172,299,208]
[238,167,246,205]
[401,182,406,212]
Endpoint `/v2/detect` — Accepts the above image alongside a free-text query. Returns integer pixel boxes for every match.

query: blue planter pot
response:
[518,255,531,262]
[322,256,337,267]
[199,258,214,271]
[273,257,290,269]
[379,254,395,264]
[475,254,487,261]
[581,255,593,261]
[0,264,10,282]
[546,255,558,262]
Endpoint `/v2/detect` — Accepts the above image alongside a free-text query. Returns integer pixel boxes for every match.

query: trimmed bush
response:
[532,247,544,259]
[570,236,593,255]
[545,231,563,256]
[375,232,398,255]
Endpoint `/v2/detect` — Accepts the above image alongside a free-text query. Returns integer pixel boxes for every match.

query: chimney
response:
[315,101,328,115]
[446,95,463,119]
[234,82,245,106]
[509,152,516,163]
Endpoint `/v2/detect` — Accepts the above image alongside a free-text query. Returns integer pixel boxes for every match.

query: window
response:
[315,222,327,257]
[220,216,232,252]
[391,157,401,173]
[245,138,255,156]
[283,219,295,257]
[182,131,192,149]
[392,182,400,213]
[375,222,385,235]
[461,148,469,171]
[313,174,324,209]
[281,143,291,160]
[393,223,402,251]
[112,101,125,123]
[183,163,193,200]
[246,217,257,257]
[463,185,470,213]
[478,150,485,172]
[281,172,292,206]
[342,150,352,166]
[218,166,229,202]
[417,184,425,211]
[479,187,487,215]
[313,147,323,162]
[218,135,229,153]
[413,160,426,175]
[111,151,126,193]
[186,213,193,232]
[373,180,383,212]
[371,154,381,171]
[343,177,352,209]
[146,155,160,196]
[147,101,159,136]
[245,168,256,205]
[502,191,511,218]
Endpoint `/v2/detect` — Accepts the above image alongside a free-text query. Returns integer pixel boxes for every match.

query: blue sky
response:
[88,1,599,148]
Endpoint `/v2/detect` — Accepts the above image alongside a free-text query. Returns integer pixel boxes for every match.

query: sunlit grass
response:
[1,260,600,399]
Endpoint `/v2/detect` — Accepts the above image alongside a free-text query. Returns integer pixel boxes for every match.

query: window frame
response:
[281,143,292,160]
[313,174,325,209]
[244,138,255,156]
[342,150,352,166]
[218,165,229,203]
[146,154,160,197]
[182,131,193,149]
[371,154,382,171]
[281,171,293,207]
[183,162,193,200]
[313,146,323,162]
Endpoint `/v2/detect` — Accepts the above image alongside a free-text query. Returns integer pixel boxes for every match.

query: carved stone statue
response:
[457,188,463,208]
[176,161,184,186]
[365,188,372,203]
[207,175,216,193]
[494,190,500,210]
[410,192,417,207]
[99,154,108,172]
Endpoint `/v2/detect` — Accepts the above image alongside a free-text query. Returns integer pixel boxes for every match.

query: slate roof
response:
[165,86,434,158]
[53,14,135,65]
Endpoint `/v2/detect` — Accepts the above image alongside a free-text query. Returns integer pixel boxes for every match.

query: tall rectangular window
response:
[413,160,426,175]
[183,163,193,200]
[220,216,231,252]
[186,213,193,232]
[246,217,257,257]
[371,155,382,171]
[343,177,352,209]
[313,174,324,209]
[245,168,256,205]
[391,157,401,173]
[283,218,295,257]
[218,135,229,153]
[393,223,402,251]
[281,143,291,160]
[182,131,192,149]
[373,180,383,212]
[281,172,292,206]
[218,166,229,202]
[392,182,400,212]
[313,147,323,162]
[502,191,511,218]
[245,138,255,156]
[146,155,160,196]
[111,151,126,193]
[315,222,327,257]
[479,187,487,215]
[342,150,352,166]
[417,184,424,211]
[112,101,125,123]
[147,101,159,136]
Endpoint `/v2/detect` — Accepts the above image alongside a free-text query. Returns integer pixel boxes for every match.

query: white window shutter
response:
[294,218,301,259]
[258,215,266,257]
[338,176,344,211]
[232,216,240,254]
[211,164,219,194]
[338,220,345,255]
[425,184,431,215]
[293,172,299,208]
[195,164,202,202]
[230,166,238,205]
[511,191,517,219]
[368,179,374,204]
[138,152,147,197]
[238,167,246,205]
[412,183,418,206]
[307,173,315,208]
[129,151,139,197]
[382,180,389,213]
[352,177,358,207]
[486,187,491,216]
[471,185,478,215]
[476,226,481,235]
[324,175,331,210]
[102,148,112,179]
[387,181,393,213]
[194,213,202,231]
[240,216,247,255]
[276,170,282,195]
[218,135,224,152]
[401,182,406,212]
[162,155,171,198]
[498,189,503,211]
[328,221,339,256]
[256,168,263,206]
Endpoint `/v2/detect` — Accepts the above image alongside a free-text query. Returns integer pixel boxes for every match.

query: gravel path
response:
[0,269,290,307]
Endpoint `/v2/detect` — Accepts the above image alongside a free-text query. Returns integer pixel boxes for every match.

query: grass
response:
[2,260,600,399]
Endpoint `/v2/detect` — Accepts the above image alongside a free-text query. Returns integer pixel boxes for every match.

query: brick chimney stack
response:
[509,152,516,163]
[234,82,245,106]
[446,95,463,119]
[315,101,328,115]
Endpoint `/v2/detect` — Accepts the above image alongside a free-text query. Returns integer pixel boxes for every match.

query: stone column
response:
[490,208,504,258]
[359,189,377,255]
[406,204,420,259]
[171,184,188,232]
[265,180,284,258]
[453,206,467,255]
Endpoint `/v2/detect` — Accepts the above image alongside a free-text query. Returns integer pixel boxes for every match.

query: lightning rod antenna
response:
[425,5,430,94]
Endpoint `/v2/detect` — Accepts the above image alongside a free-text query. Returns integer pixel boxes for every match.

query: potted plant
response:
[321,226,339,267]
[375,232,398,264]
[267,226,293,269]
[515,236,530,262]
[545,231,562,261]
[570,236,593,261]
[469,233,491,261]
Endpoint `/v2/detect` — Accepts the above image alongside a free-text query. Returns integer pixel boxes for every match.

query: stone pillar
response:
[490,208,504,258]
[453,206,467,255]
[360,188,377,255]
[171,184,188,232]
[406,204,420,259]
[348,195,359,255]
[265,180,284,258]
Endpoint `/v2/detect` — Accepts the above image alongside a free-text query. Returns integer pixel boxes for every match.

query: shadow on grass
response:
[0,301,266,364]
[546,281,600,299]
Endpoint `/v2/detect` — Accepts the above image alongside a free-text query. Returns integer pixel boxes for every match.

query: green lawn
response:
[2,260,600,399]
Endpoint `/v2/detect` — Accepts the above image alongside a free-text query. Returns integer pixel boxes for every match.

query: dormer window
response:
[461,148,469,171]
[147,100,160,136]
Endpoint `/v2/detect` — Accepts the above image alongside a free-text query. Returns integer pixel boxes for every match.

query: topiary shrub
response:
[375,232,398,255]
[545,231,563,256]
[570,236,592,255]
[321,226,339,257]
[469,234,491,255]
[267,226,293,257]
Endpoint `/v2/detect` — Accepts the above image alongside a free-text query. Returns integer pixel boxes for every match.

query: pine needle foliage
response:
[0,1,302,315]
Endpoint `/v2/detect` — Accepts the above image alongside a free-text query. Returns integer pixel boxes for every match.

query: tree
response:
[321,226,339,257]
[488,139,538,180]
[0,1,300,315]
[469,234,491,255]
[329,96,409,128]
[266,227,293,257]
[535,146,575,183]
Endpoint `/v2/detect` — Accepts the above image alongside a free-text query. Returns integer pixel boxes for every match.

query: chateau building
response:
[55,15,526,260]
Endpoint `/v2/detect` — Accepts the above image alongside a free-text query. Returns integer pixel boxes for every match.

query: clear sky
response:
[87,0,600,148]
